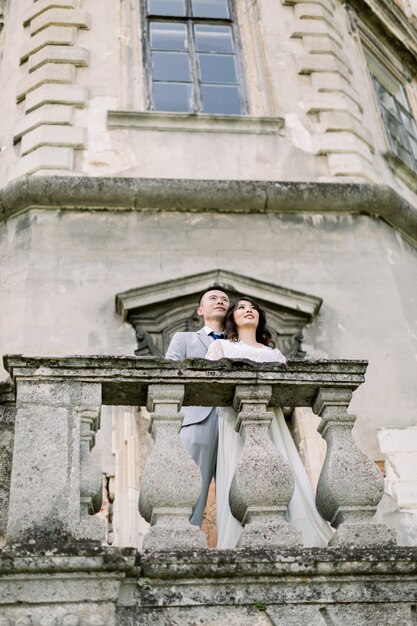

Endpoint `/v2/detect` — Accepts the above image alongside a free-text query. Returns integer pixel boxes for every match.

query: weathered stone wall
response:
[1,208,417,457]
[1,0,417,551]
[2,545,417,626]
[0,1,416,205]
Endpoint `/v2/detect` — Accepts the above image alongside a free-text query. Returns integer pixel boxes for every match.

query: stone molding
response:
[107,111,285,136]
[115,269,322,320]
[347,0,417,65]
[283,0,377,181]
[1,176,417,244]
[115,269,322,358]
[9,1,90,180]
[1,546,417,624]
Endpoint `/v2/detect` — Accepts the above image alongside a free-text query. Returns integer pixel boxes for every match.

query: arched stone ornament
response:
[115,270,322,358]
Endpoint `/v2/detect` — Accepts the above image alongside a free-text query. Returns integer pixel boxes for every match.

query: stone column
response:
[7,379,105,544]
[139,384,206,549]
[313,388,396,546]
[0,381,16,545]
[230,385,302,548]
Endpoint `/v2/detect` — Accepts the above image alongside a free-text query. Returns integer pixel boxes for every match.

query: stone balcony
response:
[1,355,417,625]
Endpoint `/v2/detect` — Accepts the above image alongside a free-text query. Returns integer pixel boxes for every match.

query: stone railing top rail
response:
[3,355,367,407]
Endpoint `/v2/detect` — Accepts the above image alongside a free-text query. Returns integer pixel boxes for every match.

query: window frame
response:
[365,45,417,174]
[141,0,247,115]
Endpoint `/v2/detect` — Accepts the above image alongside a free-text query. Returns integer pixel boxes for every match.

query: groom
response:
[165,286,230,526]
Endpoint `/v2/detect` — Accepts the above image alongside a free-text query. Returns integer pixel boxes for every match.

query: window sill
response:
[107,111,284,136]
[384,151,417,193]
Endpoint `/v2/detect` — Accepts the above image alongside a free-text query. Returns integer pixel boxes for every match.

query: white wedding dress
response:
[206,339,333,549]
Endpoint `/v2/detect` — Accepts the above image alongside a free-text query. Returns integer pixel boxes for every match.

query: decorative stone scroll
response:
[313,387,396,546]
[139,384,206,550]
[230,385,302,548]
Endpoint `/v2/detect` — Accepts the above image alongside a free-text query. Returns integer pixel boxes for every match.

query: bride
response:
[206,296,333,549]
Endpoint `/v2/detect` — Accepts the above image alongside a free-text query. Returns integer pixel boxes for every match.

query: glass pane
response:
[148,0,185,16]
[400,109,417,134]
[198,53,237,83]
[378,89,397,116]
[396,144,414,168]
[396,86,409,109]
[195,25,234,53]
[152,51,191,81]
[153,82,192,111]
[385,112,403,138]
[201,84,241,114]
[408,136,417,161]
[192,0,229,18]
[150,22,188,51]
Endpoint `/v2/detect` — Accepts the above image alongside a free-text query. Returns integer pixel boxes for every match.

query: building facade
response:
[1,0,417,623]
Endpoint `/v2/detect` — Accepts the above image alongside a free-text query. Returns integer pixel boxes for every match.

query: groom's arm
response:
[165,332,187,360]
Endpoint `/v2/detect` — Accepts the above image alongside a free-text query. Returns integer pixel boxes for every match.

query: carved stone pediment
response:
[115,270,323,358]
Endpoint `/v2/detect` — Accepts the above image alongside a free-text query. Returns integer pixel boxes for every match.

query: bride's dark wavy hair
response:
[224,296,275,348]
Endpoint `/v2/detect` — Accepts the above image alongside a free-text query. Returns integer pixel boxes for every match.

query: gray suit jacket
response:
[165,329,213,426]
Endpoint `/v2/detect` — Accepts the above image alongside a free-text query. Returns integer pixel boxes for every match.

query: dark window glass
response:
[194,24,233,53]
[409,137,417,160]
[153,82,192,111]
[152,51,191,82]
[372,75,417,172]
[198,54,237,83]
[150,22,188,50]
[192,0,229,18]
[146,0,243,114]
[201,84,240,113]
[148,0,185,16]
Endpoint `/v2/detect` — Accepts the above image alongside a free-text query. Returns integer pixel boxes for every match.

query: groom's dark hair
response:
[198,285,229,305]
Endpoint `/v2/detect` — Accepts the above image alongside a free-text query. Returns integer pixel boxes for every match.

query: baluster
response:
[0,381,15,542]
[313,388,396,546]
[77,386,104,539]
[230,385,302,548]
[139,384,206,549]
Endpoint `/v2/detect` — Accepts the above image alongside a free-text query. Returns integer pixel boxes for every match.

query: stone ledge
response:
[7,147,74,179]
[384,151,417,194]
[0,543,137,574]
[28,44,89,72]
[2,354,367,408]
[23,0,77,27]
[107,111,285,135]
[13,104,74,142]
[0,177,416,244]
[138,546,417,580]
[19,25,77,63]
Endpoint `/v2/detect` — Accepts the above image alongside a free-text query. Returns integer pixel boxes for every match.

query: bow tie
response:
[210,332,224,340]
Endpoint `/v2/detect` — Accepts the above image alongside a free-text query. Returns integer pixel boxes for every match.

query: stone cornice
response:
[348,0,417,67]
[0,176,417,244]
[115,269,323,320]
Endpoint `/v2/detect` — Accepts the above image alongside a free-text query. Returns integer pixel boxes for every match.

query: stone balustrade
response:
[2,355,395,549]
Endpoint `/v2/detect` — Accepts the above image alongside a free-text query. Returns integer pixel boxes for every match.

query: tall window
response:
[145,0,244,115]
[367,53,417,172]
